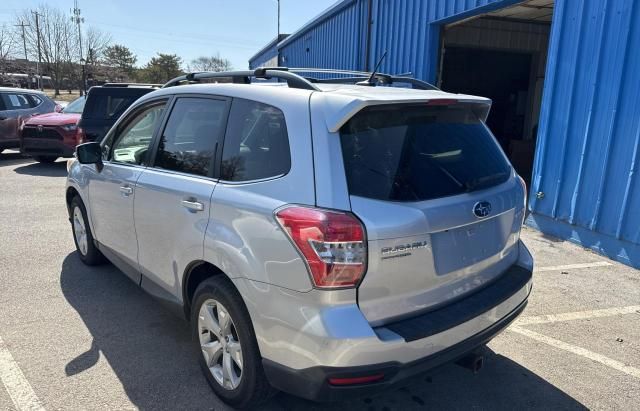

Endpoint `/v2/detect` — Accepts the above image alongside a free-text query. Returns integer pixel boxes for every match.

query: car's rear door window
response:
[220,98,290,182]
[154,97,228,177]
[339,103,511,202]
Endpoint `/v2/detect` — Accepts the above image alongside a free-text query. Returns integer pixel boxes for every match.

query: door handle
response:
[119,186,133,196]
[181,199,204,212]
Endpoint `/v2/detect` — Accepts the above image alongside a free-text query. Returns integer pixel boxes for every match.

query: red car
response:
[20,96,86,163]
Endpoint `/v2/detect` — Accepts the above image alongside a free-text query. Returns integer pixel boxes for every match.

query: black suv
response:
[78,83,160,142]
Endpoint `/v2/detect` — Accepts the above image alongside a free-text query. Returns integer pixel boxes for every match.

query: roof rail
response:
[308,75,439,91]
[274,68,439,90]
[162,68,438,91]
[102,82,162,88]
[163,69,320,91]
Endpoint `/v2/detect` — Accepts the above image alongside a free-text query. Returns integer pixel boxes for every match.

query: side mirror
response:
[76,142,103,171]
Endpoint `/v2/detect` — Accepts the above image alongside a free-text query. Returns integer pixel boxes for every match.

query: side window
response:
[220,99,290,182]
[109,103,166,165]
[154,97,227,177]
[1,93,31,109]
[26,94,42,107]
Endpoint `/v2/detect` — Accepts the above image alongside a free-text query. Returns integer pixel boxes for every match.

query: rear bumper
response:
[259,240,533,401]
[20,138,75,158]
[264,297,528,402]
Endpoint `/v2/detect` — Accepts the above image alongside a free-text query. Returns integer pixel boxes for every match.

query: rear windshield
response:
[339,103,511,202]
[82,89,149,120]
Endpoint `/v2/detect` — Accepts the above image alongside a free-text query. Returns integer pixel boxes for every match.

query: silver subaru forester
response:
[66,68,533,409]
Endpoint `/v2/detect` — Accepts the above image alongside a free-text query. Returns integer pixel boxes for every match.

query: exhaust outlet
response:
[455,352,484,374]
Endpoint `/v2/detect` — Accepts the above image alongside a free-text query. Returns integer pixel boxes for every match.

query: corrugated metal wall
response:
[249,43,279,69]
[277,0,366,72]
[248,0,640,268]
[528,0,640,267]
[249,34,289,69]
[368,0,521,81]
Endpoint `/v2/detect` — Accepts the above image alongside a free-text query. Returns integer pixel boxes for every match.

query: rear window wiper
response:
[465,171,509,191]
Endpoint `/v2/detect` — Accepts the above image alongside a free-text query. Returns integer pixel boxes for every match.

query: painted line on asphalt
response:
[0,336,45,411]
[516,305,640,326]
[510,326,640,379]
[534,261,613,272]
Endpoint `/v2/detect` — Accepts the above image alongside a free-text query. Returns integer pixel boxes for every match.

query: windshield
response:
[62,96,86,114]
[339,103,511,202]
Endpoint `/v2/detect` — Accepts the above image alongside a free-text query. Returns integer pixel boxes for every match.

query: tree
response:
[189,53,232,72]
[16,5,77,95]
[103,44,137,73]
[0,24,16,74]
[84,27,112,66]
[138,53,182,83]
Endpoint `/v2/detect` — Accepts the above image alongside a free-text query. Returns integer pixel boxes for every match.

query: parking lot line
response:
[534,261,613,272]
[0,336,45,411]
[515,305,640,326]
[510,326,640,379]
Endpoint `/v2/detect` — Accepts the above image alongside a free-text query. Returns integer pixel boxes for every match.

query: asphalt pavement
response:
[1,151,639,410]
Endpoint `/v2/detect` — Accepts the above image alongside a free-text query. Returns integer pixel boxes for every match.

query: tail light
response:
[275,206,367,289]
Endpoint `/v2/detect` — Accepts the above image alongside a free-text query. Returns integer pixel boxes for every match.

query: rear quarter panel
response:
[204,90,316,292]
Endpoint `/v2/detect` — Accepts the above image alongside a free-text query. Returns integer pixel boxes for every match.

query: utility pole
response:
[14,21,29,61]
[71,0,85,94]
[31,11,43,90]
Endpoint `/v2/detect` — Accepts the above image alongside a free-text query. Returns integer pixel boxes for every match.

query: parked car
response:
[66,69,533,409]
[20,96,86,163]
[78,83,160,144]
[0,87,59,153]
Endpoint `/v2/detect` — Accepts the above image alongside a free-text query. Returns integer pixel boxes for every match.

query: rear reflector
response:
[328,374,384,386]
[275,205,366,289]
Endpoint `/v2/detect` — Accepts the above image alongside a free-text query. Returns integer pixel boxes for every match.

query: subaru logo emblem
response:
[473,201,492,218]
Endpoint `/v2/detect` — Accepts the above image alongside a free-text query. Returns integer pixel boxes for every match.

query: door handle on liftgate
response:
[181,199,204,212]
[119,186,133,196]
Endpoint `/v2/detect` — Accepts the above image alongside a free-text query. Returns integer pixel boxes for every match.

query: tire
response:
[70,196,105,265]
[34,155,58,163]
[191,276,275,409]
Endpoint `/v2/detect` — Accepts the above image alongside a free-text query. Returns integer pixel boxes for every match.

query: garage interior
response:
[438,0,554,183]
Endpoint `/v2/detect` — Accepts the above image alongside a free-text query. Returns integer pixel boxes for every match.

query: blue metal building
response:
[249,0,640,269]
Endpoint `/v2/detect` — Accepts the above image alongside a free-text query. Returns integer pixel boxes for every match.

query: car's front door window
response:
[107,102,166,165]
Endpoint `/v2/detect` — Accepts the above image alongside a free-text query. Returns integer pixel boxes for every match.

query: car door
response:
[88,99,168,282]
[0,93,14,144]
[134,96,229,299]
[0,93,23,145]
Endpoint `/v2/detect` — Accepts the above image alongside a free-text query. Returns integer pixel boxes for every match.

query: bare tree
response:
[84,27,111,66]
[0,24,16,74]
[16,5,78,95]
[189,53,232,72]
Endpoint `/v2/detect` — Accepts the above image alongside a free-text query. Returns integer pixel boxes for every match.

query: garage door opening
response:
[438,0,554,183]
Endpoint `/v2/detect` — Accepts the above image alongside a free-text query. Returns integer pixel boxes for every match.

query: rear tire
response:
[34,155,58,163]
[70,196,105,265]
[191,276,275,409]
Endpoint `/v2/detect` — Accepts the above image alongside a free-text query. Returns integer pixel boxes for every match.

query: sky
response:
[0,0,339,69]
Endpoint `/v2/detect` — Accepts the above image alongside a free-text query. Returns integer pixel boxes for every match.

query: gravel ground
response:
[1,151,639,410]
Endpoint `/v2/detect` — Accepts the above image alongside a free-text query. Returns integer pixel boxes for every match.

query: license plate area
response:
[431,217,509,275]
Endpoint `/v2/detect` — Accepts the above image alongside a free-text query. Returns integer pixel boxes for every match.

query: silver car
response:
[66,69,533,409]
